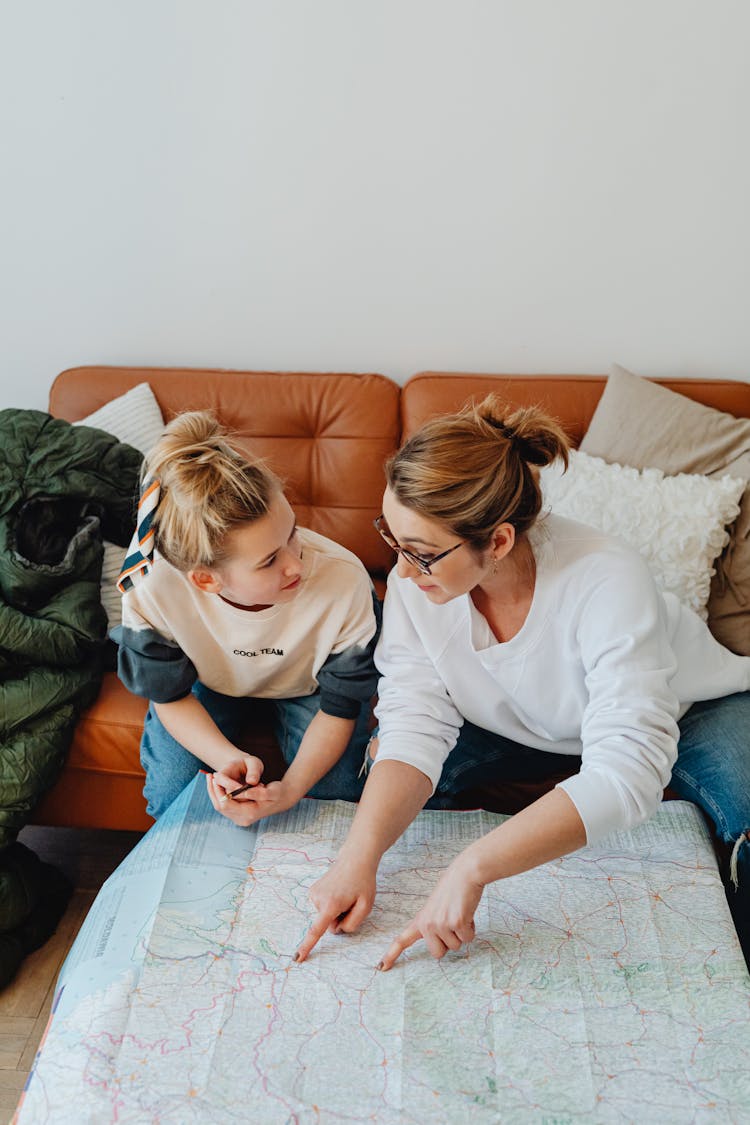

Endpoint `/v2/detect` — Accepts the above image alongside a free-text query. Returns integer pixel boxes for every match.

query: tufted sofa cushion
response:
[401,371,750,443]
[50,366,400,580]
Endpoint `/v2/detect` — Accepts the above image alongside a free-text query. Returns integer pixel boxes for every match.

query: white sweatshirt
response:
[373,514,750,844]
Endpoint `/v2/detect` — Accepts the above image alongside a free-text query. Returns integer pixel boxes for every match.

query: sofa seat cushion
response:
[62,673,146,777]
[31,676,286,830]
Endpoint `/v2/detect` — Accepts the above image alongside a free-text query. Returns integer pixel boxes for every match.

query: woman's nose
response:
[396,553,419,579]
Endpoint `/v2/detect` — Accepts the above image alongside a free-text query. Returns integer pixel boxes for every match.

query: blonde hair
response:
[144,411,280,571]
[386,394,569,550]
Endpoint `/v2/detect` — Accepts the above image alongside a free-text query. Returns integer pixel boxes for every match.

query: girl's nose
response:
[281,546,303,576]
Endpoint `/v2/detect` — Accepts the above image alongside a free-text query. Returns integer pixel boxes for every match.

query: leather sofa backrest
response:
[49,366,400,578]
[50,365,750,578]
[402,372,750,445]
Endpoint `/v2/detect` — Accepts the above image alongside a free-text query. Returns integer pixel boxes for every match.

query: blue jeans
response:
[376,692,750,963]
[670,693,750,963]
[140,683,370,819]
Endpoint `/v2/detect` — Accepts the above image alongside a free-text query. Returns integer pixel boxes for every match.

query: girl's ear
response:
[490,522,516,562]
[187,567,223,595]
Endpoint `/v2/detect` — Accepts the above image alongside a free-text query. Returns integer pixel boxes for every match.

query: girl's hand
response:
[294,854,377,962]
[206,774,297,827]
[377,858,485,970]
[210,755,264,800]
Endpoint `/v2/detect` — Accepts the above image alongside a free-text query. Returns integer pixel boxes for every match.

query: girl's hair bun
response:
[142,411,280,571]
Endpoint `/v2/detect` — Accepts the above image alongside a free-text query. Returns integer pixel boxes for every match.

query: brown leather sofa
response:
[32,365,750,833]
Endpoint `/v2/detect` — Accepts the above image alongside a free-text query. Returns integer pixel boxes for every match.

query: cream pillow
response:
[581,364,750,653]
[540,449,745,618]
[74,383,165,628]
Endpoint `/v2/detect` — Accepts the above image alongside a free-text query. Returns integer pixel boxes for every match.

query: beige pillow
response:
[581,364,750,655]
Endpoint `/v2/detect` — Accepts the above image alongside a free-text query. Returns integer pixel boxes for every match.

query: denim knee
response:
[140,684,251,819]
[275,694,371,802]
[672,692,750,844]
[140,706,207,819]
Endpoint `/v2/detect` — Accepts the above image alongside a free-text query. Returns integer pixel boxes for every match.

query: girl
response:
[113,411,380,822]
[295,394,750,968]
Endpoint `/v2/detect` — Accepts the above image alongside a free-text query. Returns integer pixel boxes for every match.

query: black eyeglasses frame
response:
[373,515,465,576]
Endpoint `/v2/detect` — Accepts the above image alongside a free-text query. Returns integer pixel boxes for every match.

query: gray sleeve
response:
[111,624,197,703]
[316,591,382,719]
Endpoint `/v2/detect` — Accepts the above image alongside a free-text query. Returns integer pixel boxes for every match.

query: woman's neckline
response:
[470,531,541,646]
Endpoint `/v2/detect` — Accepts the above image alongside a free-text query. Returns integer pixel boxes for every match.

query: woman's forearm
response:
[459,787,587,886]
[339,759,434,868]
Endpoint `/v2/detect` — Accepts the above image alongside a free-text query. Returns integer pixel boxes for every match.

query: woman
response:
[294,394,750,969]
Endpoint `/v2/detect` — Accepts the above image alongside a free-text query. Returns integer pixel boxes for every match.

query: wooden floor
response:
[0,825,142,1123]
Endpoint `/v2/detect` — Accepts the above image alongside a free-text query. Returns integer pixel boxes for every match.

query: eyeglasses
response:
[374,515,466,576]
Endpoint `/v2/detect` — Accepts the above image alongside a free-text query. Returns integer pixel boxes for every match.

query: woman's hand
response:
[294,854,378,962]
[293,761,434,963]
[377,857,485,970]
[378,789,586,970]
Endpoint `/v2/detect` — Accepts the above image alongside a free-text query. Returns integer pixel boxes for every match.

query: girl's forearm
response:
[153,696,244,771]
[280,711,356,799]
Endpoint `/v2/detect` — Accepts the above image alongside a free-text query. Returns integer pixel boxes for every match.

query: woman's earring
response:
[491,558,499,575]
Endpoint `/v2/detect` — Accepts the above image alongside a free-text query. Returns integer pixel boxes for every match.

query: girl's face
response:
[381,488,493,604]
[191,492,304,609]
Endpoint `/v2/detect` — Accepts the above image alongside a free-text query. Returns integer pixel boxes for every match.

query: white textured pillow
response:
[540,449,745,618]
[74,383,165,628]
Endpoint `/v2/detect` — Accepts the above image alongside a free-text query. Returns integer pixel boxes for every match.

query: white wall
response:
[1,0,748,411]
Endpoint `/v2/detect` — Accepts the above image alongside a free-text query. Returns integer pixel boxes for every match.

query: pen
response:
[220,781,256,803]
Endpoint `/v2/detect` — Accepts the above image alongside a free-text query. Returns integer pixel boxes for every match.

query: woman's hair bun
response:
[386,391,571,547]
[473,394,568,470]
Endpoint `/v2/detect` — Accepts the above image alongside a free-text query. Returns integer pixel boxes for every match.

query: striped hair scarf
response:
[117,477,161,592]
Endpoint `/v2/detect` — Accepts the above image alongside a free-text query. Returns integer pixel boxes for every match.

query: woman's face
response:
[192,492,304,609]
[380,488,490,604]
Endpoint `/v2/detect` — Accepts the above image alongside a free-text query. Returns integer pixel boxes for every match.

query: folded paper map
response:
[15,780,750,1123]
